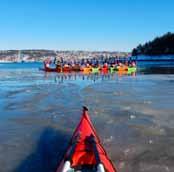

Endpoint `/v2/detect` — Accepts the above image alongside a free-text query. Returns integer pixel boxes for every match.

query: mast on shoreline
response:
[18,50,21,62]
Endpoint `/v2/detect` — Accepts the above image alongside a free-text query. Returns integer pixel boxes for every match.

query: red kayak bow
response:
[56,107,117,172]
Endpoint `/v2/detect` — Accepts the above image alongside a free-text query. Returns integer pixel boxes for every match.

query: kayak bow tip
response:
[83,106,88,112]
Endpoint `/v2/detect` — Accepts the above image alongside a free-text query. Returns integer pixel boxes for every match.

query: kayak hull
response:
[117,66,128,72]
[101,67,109,74]
[128,67,137,73]
[43,67,62,72]
[82,67,92,74]
[91,68,99,74]
[42,66,72,73]
[62,67,72,72]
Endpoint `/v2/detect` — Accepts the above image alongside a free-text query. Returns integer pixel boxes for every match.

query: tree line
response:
[132,32,174,56]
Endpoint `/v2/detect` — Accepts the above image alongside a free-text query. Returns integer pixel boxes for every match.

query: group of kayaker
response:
[43,56,136,73]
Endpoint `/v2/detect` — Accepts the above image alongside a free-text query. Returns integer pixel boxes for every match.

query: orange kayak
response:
[82,67,92,74]
[56,107,117,172]
[117,66,128,71]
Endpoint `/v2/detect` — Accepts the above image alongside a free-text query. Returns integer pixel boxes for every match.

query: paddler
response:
[44,58,51,68]
[54,57,62,69]
[132,61,136,67]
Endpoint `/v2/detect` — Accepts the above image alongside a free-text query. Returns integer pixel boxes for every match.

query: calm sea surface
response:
[0,62,174,172]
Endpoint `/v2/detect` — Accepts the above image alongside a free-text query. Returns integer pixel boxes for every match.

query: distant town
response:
[0,50,130,63]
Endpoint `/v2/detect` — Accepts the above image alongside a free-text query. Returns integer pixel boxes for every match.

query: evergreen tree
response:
[132,32,174,56]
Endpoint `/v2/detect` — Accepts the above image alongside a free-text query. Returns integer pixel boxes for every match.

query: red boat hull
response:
[43,67,61,72]
[43,66,73,73]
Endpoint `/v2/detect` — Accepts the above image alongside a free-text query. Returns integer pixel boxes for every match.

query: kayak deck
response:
[78,169,96,171]
[59,169,95,171]
[56,107,117,172]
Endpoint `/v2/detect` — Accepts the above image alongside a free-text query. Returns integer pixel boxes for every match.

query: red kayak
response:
[43,62,62,72]
[101,67,109,74]
[56,107,117,172]
[43,67,61,72]
[42,66,72,73]
[62,66,72,72]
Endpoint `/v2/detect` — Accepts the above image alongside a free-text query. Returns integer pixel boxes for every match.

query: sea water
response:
[0,62,174,172]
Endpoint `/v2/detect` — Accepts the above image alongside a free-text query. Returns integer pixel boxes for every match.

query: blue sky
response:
[0,0,173,51]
